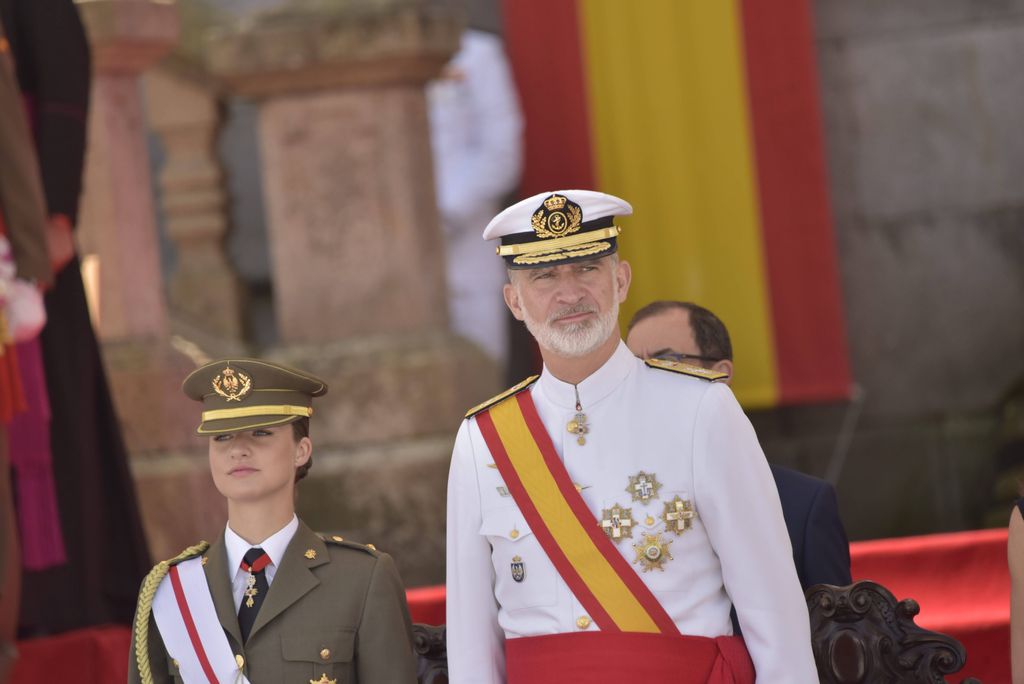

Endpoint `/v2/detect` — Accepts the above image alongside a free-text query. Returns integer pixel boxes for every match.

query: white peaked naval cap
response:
[483,190,633,269]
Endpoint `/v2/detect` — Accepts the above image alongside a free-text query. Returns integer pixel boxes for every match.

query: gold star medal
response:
[662,495,698,535]
[632,532,673,572]
[599,504,635,543]
[626,471,662,503]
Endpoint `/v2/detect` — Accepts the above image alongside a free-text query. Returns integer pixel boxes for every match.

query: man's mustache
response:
[549,304,597,324]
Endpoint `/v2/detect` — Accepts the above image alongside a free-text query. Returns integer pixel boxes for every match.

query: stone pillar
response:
[207,5,457,344]
[143,61,246,341]
[75,0,179,342]
[75,1,220,563]
[207,3,499,585]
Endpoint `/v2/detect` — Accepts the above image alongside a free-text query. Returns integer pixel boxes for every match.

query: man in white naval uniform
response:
[445,190,818,683]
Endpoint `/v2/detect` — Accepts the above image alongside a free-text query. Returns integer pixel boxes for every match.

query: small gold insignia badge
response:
[599,504,635,543]
[632,533,673,572]
[310,675,336,684]
[566,413,589,445]
[212,365,253,402]
[662,496,698,535]
[511,555,526,582]
[531,193,583,239]
[567,386,589,446]
[626,471,662,503]
[304,549,317,559]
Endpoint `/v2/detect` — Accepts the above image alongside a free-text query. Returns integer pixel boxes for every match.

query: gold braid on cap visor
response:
[496,225,621,256]
[201,404,313,422]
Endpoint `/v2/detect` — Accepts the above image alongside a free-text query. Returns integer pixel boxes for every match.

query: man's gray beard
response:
[521,292,621,358]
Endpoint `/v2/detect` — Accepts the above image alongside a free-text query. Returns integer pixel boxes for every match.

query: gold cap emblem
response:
[212,366,253,402]
[531,193,582,238]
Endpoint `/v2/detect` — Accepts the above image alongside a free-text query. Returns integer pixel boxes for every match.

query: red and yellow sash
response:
[475,390,679,635]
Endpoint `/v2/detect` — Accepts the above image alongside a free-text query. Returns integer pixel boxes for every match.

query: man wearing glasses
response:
[626,300,852,591]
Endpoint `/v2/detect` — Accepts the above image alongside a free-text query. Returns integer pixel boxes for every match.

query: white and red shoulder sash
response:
[152,556,250,684]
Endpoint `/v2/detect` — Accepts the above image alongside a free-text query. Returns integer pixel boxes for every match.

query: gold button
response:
[320,648,331,660]
[235,654,244,668]
[332,535,343,542]
[510,529,519,539]
[576,616,591,629]
[172,659,179,668]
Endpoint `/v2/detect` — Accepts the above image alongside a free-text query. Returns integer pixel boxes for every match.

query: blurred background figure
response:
[0,10,53,676]
[427,23,523,368]
[0,0,150,637]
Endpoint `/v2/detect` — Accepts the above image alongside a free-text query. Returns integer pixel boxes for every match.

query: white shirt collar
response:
[536,339,637,410]
[224,514,299,577]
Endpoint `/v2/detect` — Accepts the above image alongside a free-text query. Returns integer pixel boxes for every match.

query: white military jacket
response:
[445,341,818,682]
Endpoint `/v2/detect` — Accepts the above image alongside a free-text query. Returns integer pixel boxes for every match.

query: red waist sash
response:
[506,632,755,684]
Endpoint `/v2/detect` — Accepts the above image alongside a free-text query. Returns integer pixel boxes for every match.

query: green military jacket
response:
[129,521,418,683]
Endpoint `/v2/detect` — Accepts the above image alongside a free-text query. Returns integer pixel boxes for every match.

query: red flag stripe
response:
[739,0,852,403]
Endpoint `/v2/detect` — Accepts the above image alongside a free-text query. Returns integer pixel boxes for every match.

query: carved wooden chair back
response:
[806,580,981,683]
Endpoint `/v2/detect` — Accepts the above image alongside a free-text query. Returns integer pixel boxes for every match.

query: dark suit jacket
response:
[130,521,418,684]
[771,464,852,589]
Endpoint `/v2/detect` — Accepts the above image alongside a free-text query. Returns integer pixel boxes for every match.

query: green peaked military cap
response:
[182,358,328,435]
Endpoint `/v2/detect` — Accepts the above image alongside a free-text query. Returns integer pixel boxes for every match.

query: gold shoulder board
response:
[321,534,379,556]
[465,375,540,419]
[644,358,728,382]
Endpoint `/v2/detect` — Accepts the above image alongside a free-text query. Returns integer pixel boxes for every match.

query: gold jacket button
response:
[576,615,591,630]
[509,529,520,539]
[320,648,331,660]
[235,654,245,668]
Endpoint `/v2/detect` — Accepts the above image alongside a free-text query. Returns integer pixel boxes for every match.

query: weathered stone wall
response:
[752,0,1024,540]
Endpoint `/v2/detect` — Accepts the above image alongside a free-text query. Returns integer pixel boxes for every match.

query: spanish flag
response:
[503,0,851,408]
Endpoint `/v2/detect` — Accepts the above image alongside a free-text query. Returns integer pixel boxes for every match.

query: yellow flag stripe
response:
[578,0,780,407]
